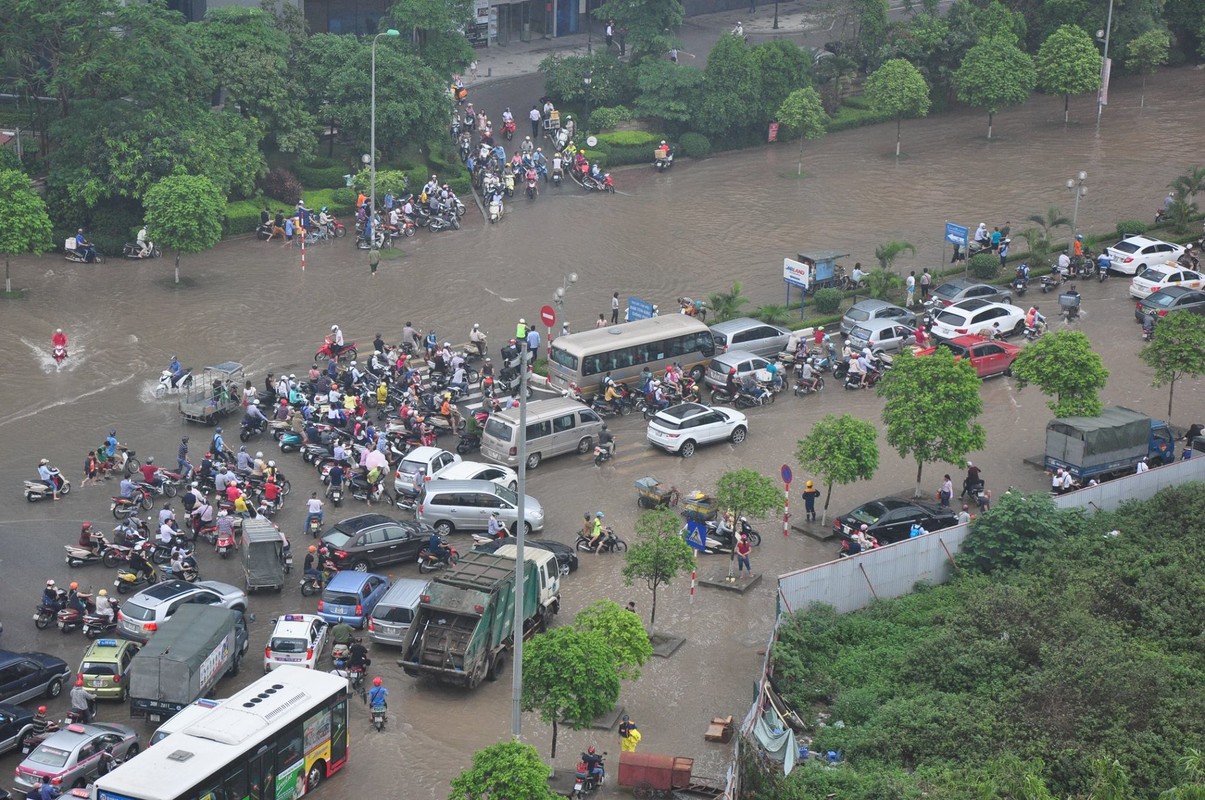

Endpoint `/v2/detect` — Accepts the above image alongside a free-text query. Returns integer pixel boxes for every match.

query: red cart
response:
[617,752,724,798]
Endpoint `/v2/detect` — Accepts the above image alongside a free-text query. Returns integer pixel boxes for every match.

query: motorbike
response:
[371,702,387,732]
[551,166,563,187]
[65,540,128,569]
[328,485,344,508]
[215,529,236,558]
[162,559,200,582]
[348,476,393,506]
[315,337,358,364]
[593,442,616,466]
[25,469,71,502]
[734,388,775,409]
[590,394,632,418]
[56,606,86,634]
[278,430,304,453]
[53,344,68,364]
[65,244,104,264]
[693,518,762,555]
[525,174,538,200]
[575,527,626,553]
[1023,321,1047,341]
[155,367,194,397]
[1012,268,1029,297]
[456,431,481,455]
[710,385,739,405]
[844,367,883,390]
[572,754,607,799]
[1040,268,1065,293]
[654,148,674,171]
[427,210,461,233]
[114,564,159,594]
[502,117,516,140]
[300,572,323,596]
[240,417,268,442]
[34,591,67,629]
[793,372,826,396]
[417,541,460,573]
[82,605,120,639]
[122,242,162,259]
[582,172,615,193]
[488,195,505,223]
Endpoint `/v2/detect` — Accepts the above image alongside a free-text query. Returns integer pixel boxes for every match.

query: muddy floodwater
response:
[0,69,1201,796]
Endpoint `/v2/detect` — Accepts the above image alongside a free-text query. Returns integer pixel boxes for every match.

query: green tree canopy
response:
[776,86,828,176]
[538,53,635,108]
[877,349,986,494]
[874,240,916,271]
[390,0,475,77]
[852,0,891,65]
[1126,29,1170,108]
[143,172,226,285]
[1140,311,1205,419]
[973,0,1027,43]
[959,490,1070,573]
[1010,330,1108,417]
[574,600,653,680]
[864,59,931,157]
[955,36,1036,139]
[297,33,369,122]
[593,0,684,62]
[448,741,556,800]
[696,35,761,138]
[521,626,620,759]
[796,414,880,524]
[631,61,705,124]
[716,468,784,573]
[1035,25,1102,123]
[622,508,696,627]
[752,40,812,126]
[0,169,54,293]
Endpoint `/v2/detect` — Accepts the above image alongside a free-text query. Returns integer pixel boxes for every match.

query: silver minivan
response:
[840,299,916,336]
[709,318,791,358]
[367,578,430,646]
[480,397,605,469]
[416,479,546,536]
[846,318,917,354]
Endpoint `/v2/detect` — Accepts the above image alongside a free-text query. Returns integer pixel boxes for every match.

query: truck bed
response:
[410,611,479,673]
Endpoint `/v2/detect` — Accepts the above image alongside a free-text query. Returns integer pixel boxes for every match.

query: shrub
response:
[588,105,633,132]
[302,188,356,215]
[678,132,712,159]
[330,188,359,210]
[223,197,271,237]
[261,168,302,204]
[351,168,412,197]
[968,252,1001,280]
[597,130,664,167]
[0,148,20,171]
[87,198,145,255]
[578,148,608,168]
[813,288,843,314]
[294,159,351,189]
[1116,219,1148,238]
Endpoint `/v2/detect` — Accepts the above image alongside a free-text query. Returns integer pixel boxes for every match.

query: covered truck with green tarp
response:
[1044,406,1173,481]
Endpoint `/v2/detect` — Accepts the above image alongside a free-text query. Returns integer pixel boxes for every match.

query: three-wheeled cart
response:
[680,492,719,522]
[797,250,850,293]
[636,477,680,509]
[617,752,724,799]
[179,361,245,424]
[240,518,289,592]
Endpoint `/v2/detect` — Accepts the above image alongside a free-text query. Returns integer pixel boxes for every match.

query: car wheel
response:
[680,440,697,458]
[352,560,369,573]
[124,743,139,759]
[45,677,63,698]
[435,521,454,537]
[308,763,325,793]
[730,426,747,445]
[576,437,592,455]
[1011,320,1025,337]
[510,521,533,536]
[1004,365,1013,377]
[526,452,541,470]
[558,561,570,576]
[690,366,705,382]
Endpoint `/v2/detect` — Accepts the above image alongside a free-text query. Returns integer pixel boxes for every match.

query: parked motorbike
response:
[417,541,460,573]
[114,564,159,594]
[575,528,627,553]
[122,242,162,259]
[25,469,71,502]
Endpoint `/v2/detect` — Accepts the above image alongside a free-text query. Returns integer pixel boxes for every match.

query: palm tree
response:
[873,240,916,272]
[1025,206,1071,250]
[865,269,902,301]
[1171,166,1205,200]
[1017,227,1048,260]
[754,304,792,325]
[1167,186,1199,234]
[707,281,750,323]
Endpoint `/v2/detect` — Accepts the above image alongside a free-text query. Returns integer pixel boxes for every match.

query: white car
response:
[435,460,518,491]
[1106,235,1186,276]
[393,446,461,497]
[1128,264,1204,299]
[647,402,748,458]
[263,614,328,672]
[929,298,1026,341]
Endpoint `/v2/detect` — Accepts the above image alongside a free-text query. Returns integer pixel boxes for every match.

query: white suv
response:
[1106,235,1186,276]
[647,402,748,458]
[393,446,461,497]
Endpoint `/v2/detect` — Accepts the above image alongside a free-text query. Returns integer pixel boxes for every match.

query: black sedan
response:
[833,498,958,544]
[1133,286,1205,324]
[472,538,579,575]
[321,513,432,572]
[0,702,34,757]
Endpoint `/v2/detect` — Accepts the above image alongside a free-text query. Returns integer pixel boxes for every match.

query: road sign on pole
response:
[539,305,556,327]
[685,520,707,552]
[780,464,793,484]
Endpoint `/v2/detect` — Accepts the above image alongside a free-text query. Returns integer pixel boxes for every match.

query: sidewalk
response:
[464,0,837,84]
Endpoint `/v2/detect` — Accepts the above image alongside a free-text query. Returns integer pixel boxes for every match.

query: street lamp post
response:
[552,272,578,342]
[1067,171,1087,242]
[1095,0,1114,132]
[370,29,400,245]
[583,71,593,125]
[773,0,779,29]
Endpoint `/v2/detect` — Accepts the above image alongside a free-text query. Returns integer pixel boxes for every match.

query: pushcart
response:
[680,492,719,522]
[636,477,680,509]
[617,752,724,799]
[179,361,244,425]
[1059,291,1081,320]
[240,518,288,592]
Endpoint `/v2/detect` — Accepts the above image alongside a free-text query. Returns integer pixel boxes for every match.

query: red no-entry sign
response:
[540,305,556,327]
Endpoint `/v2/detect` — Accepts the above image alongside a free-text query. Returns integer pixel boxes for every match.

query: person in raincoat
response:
[619,715,642,752]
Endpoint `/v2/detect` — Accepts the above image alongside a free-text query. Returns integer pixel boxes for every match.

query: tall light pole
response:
[553,272,578,338]
[583,71,593,125]
[1067,171,1087,242]
[370,29,400,243]
[1094,0,1113,132]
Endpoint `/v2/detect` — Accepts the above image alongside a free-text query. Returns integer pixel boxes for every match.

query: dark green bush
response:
[588,105,632,132]
[0,149,20,171]
[330,188,358,210]
[87,198,144,255]
[813,287,843,314]
[1116,219,1148,238]
[596,130,663,166]
[261,168,302,204]
[678,132,712,158]
[968,252,1000,279]
[294,160,351,189]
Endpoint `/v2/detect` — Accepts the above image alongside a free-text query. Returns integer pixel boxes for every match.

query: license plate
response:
[149,714,161,722]
[110,503,116,511]
[276,656,300,662]
[93,679,105,687]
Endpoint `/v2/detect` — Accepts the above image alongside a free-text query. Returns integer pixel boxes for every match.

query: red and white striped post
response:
[780,464,793,538]
[689,550,697,603]
[300,228,306,272]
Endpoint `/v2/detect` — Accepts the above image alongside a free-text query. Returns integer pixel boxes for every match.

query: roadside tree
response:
[752,41,813,126]
[521,626,620,759]
[959,490,1070,574]
[877,349,986,496]
[707,281,750,322]
[623,509,696,627]
[142,172,225,285]
[1140,311,1205,419]
[632,61,704,125]
[0,170,54,294]
[776,87,827,177]
[574,600,653,679]
[593,0,683,63]
[448,740,557,800]
[716,469,783,576]
[1126,29,1170,109]
[795,414,880,525]
[327,47,450,155]
[1035,25,1102,123]
[697,35,761,141]
[874,240,916,272]
[955,35,1036,139]
[863,59,931,157]
[1024,206,1071,253]
[390,0,475,77]
[1010,330,1108,417]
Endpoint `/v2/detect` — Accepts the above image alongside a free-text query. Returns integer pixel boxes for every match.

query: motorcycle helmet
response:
[588,745,597,754]
[373,677,383,687]
[601,423,607,430]
[331,325,339,332]
[443,342,451,348]
[146,456,154,464]
[82,522,92,532]
[350,360,357,366]
[37,706,47,715]
[1076,234,1083,240]
[218,510,227,517]
[519,318,526,324]
[46,579,55,588]
[99,589,107,597]
[321,206,328,213]
[239,445,246,452]
[76,675,84,687]
[268,460,275,468]
[308,545,317,553]
[596,512,605,519]
[860,524,869,531]
[56,327,63,334]
[69,582,78,590]
[472,323,480,330]
[182,436,189,444]
[215,427,222,433]
[660,140,667,146]
[255,452,263,459]
[40,457,49,465]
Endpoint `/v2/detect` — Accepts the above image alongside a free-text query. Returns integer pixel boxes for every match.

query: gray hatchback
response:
[840,299,917,336]
[846,318,917,354]
[929,279,1012,308]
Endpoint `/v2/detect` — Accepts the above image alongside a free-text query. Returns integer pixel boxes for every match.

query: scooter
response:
[65,244,103,264]
[693,518,762,554]
[710,386,738,405]
[328,486,344,508]
[278,430,304,453]
[82,605,119,639]
[417,542,460,573]
[572,754,607,799]
[215,529,236,559]
[162,558,200,582]
[733,389,774,409]
[56,605,86,634]
[155,367,194,397]
[34,591,66,630]
[371,702,387,732]
[114,564,159,594]
[348,476,393,505]
[575,528,626,553]
[25,469,71,502]
[64,540,128,569]
[793,371,826,396]
[122,242,162,259]
[53,344,68,364]
[488,195,505,223]
[1012,267,1029,297]
[502,117,516,140]
[593,442,616,466]
[240,417,267,442]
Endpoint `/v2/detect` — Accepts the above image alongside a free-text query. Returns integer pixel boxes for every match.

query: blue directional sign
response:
[685,520,707,552]
[945,222,968,247]
[627,297,655,321]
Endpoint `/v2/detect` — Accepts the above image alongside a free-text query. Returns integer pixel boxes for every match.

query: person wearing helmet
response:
[1073,233,1084,258]
[79,522,102,555]
[303,544,322,581]
[94,588,115,623]
[581,744,605,783]
[368,677,388,709]
[588,511,608,554]
[138,456,164,491]
[70,675,96,723]
[802,480,821,521]
[211,426,227,459]
[243,397,269,433]
[36,457,61,500]
[52,326,68,355]
[597,422,615,459]
[31,705,55,739]
[328,324,346,358]
[41,580,61,611]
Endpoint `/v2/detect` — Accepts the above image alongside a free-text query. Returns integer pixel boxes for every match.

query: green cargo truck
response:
[398,550,549,689]
[1044,406,1174,482]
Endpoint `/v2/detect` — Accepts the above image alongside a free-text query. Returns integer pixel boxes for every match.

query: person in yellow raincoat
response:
[619,715,641,752]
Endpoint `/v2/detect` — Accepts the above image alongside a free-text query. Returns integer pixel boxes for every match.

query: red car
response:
[916,335,1020,378]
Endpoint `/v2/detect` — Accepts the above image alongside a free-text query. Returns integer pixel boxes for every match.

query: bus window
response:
[583,357,600,376]
[634,345,649,365]
[223,766,247,800]
[549,349,578,371]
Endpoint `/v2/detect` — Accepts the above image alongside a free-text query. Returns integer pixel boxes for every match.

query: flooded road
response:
[0,68,1202,796]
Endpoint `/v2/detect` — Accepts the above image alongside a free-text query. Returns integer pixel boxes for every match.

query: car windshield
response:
[400,459,427,476]
[121,602,155,621]
[483,418,513,441]
[323,592,359,606]
[1150,293,1179,307]
[934,283,961,299]
[375,607,413,624]
[1111,241,1141,254]
[849,503,887,524]
[934,310,966,326]
[323,530,352,549]
[496,485,518,505]
[846,307,871,322]
[652,415,688,431]
[935,341,969,357]
[849,325,873,341]
[81,661,117,676]
[28,745,72,768]
[270,637,309,654]
[1138,268,1170,282]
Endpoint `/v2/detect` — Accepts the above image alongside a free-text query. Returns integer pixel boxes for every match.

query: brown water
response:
[0,69,1202,795]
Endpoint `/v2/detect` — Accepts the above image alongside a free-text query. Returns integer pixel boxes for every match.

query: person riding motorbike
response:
[31,706,55,739]
[327,463,345,498]
[962,462,982,498]
[93,589,115,623]
[797,359,820,392]
[52,328,68,354]
[37,458,61,500]
[41,580,62,611]
[603,381,624,413]
[70,676,96,723]
[647,381,669,412]
[587,512,608,554]
[138,457,163,491]
[136,225,153,258]
[368,677,389,709]
[347,641,371,672]
[597,423,615,459]
[427,531,452,563]
[1014,263,1030,285]
[74,229,98,262]
[725,367,740,398]
[328,325,347,357]
[581,745,606,783]
[79,522,105,556]
[739,373,769,402]
[486,511,507,540]
[469,323,487,357]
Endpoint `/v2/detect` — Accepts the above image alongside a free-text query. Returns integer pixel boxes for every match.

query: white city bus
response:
[94,668,349,800]
[546,316,715,397]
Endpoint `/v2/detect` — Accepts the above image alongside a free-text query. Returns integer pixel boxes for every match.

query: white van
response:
[480,397,605,469]
[367,578,431,647]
